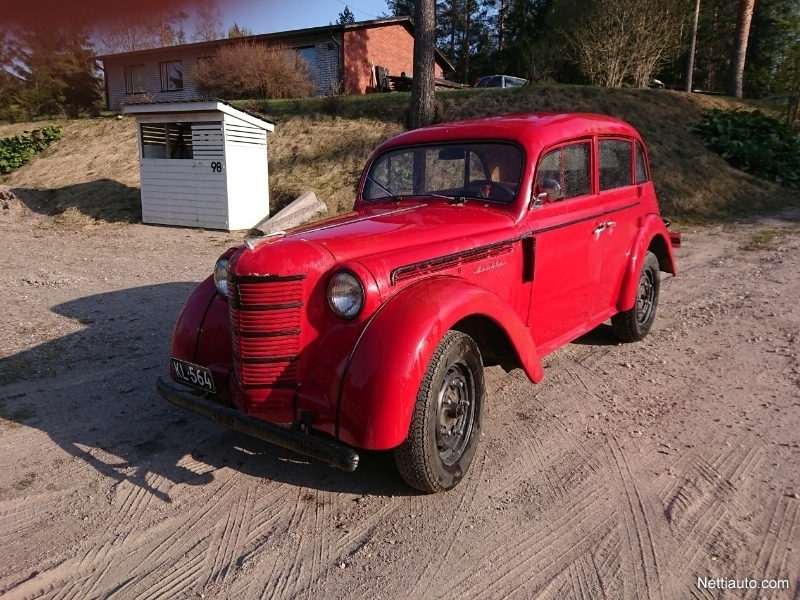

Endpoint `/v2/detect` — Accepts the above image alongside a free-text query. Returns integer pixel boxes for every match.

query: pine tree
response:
[337,6,356,24]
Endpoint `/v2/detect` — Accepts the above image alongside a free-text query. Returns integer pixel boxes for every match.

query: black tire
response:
[393,331,485,493]
[612,251,660,342]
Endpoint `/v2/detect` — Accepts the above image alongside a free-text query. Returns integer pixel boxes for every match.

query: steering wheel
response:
[460,180,516,202]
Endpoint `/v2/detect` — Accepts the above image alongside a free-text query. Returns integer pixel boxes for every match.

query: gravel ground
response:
[1,191,799,599]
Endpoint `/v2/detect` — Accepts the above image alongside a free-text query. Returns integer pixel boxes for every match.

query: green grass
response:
[741,225,800,250]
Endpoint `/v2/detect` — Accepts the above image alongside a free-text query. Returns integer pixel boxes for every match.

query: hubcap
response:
[636,269,656,327]
[435,361,476,466]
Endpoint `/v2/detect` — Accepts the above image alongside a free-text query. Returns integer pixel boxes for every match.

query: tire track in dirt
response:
[658,441,767,590]
[607,436,667,600]
[437,476,614,598]
[747,494,800,600]
[202,484,254,588]
[406,448,487,600]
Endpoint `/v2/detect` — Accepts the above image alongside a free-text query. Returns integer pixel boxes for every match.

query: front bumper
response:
[156,376,360,472]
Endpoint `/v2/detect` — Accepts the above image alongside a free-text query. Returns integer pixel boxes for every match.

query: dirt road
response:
[1,194,799,599]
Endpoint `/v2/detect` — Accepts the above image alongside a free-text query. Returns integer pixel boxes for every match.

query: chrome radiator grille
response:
[228,274,305,388]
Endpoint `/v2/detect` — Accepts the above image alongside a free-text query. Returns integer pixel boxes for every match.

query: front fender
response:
[617,214,677,312]
[337,277,544,450]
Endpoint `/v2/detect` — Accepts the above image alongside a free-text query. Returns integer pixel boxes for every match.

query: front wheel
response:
[393,331,485,493]
[612,251,661,342]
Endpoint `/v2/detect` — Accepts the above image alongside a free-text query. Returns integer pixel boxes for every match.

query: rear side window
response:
[599,139,633,191]
[635,142,649,184]
[535,142,591,200]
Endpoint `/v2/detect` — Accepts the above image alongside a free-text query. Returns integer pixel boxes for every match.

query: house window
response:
[125,65,146,94]
[160,61,183,91]
[297,47,316,77]
[140,123,193,159]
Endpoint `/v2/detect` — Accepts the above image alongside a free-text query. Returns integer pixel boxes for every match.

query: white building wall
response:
[140,159,229,229]
[103,33,343,109]
[224,115,269,231]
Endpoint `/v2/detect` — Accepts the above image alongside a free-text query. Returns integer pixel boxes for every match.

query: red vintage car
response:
[157,113,678,493]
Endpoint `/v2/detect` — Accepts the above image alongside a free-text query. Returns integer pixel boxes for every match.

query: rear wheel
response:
[612,251,660,342]
[393,331,485,493]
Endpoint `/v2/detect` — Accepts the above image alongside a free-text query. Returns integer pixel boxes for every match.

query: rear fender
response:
[337,277,544,450]
[617,214,677,313]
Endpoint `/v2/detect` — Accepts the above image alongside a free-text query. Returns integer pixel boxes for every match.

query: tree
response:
[560,0,683,87]
[98,10,188,54]
[685,0,702,91]
[189,42,315,99]
[410,0,436,129]
[337,6,356,24]
[192,0,225,42]
[228,23,254,38]
[727,0,756,97]
[9,27,101,118]
[387,0,415,16]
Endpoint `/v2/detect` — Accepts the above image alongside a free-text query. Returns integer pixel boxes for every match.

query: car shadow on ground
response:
[571,323,620,346]
[0,283,411,501]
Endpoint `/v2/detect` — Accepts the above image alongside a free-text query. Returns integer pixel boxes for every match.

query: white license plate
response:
[171,358,216,393]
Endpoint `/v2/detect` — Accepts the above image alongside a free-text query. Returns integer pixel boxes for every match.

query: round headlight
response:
[327,271,364,319]
[214,257,229,297]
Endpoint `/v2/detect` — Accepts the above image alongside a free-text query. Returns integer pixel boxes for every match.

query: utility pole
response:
[684,0,701,92]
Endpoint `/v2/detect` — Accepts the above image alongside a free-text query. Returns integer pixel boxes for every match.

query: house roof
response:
[122,99,275,131]
[93,17,455,72]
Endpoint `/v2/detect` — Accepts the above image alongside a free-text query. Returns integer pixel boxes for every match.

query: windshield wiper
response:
[419,193,467,204]
[365,176,399,200]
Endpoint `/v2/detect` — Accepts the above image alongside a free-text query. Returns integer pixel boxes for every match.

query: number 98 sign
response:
[211,161,223,172]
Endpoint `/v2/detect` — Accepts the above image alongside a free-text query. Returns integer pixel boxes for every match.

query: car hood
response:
[285,202,516,264]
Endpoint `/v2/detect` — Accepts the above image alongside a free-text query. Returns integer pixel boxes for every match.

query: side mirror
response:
[531,178,562,209]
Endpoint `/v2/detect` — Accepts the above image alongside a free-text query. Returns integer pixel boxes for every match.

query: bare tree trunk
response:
[685,0,701,92]
[498,0,505,51]
[410,0,436,129]
[463,9,471,84]
[726,0,755,98]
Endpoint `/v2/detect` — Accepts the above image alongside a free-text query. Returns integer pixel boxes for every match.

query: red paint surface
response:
[168,113,677,450]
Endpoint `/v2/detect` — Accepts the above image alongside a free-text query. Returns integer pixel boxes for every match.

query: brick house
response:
[95,17,454,110]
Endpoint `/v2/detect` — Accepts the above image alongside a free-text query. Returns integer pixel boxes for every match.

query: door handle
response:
[592,223,606,235]
[605,221,617,228]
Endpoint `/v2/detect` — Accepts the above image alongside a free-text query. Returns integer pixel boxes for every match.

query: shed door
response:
[191,122,227,227]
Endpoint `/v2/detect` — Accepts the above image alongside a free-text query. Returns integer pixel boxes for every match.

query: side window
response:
[599,139,633,191]
[635,142,649,184]
[563,142,591,198]
[535,142,591,200]
[536,148,561,189]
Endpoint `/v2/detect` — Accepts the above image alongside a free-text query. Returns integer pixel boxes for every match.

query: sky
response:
[0,0,394,35]
[219,0,394,34]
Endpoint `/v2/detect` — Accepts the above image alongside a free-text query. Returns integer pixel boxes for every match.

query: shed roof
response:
[122,99,275,131]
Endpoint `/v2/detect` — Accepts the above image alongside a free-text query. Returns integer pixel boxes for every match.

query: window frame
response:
[124,64,146,94]
[159,60,184,92]
[635,140,650,184]
[533,137,594,202]
[597,136,634,193]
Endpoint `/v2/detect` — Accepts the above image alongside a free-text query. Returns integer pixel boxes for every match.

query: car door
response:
[526,140,605,352]
[594,138,644,315]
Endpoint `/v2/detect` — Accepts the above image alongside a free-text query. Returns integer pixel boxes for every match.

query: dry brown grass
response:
[1,86,797,228]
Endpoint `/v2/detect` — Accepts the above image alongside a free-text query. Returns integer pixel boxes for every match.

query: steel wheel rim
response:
[636,268,656,327]
[435,361,476,466]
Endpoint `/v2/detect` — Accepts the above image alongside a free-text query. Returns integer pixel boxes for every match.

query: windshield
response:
[363,142,524,204]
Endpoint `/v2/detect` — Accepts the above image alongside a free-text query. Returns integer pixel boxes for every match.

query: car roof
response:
[377,113,643,152]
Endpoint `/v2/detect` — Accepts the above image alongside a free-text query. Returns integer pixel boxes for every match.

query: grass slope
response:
[1,85,797,228]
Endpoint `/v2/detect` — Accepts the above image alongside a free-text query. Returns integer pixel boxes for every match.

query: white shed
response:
[123,100,275,231]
